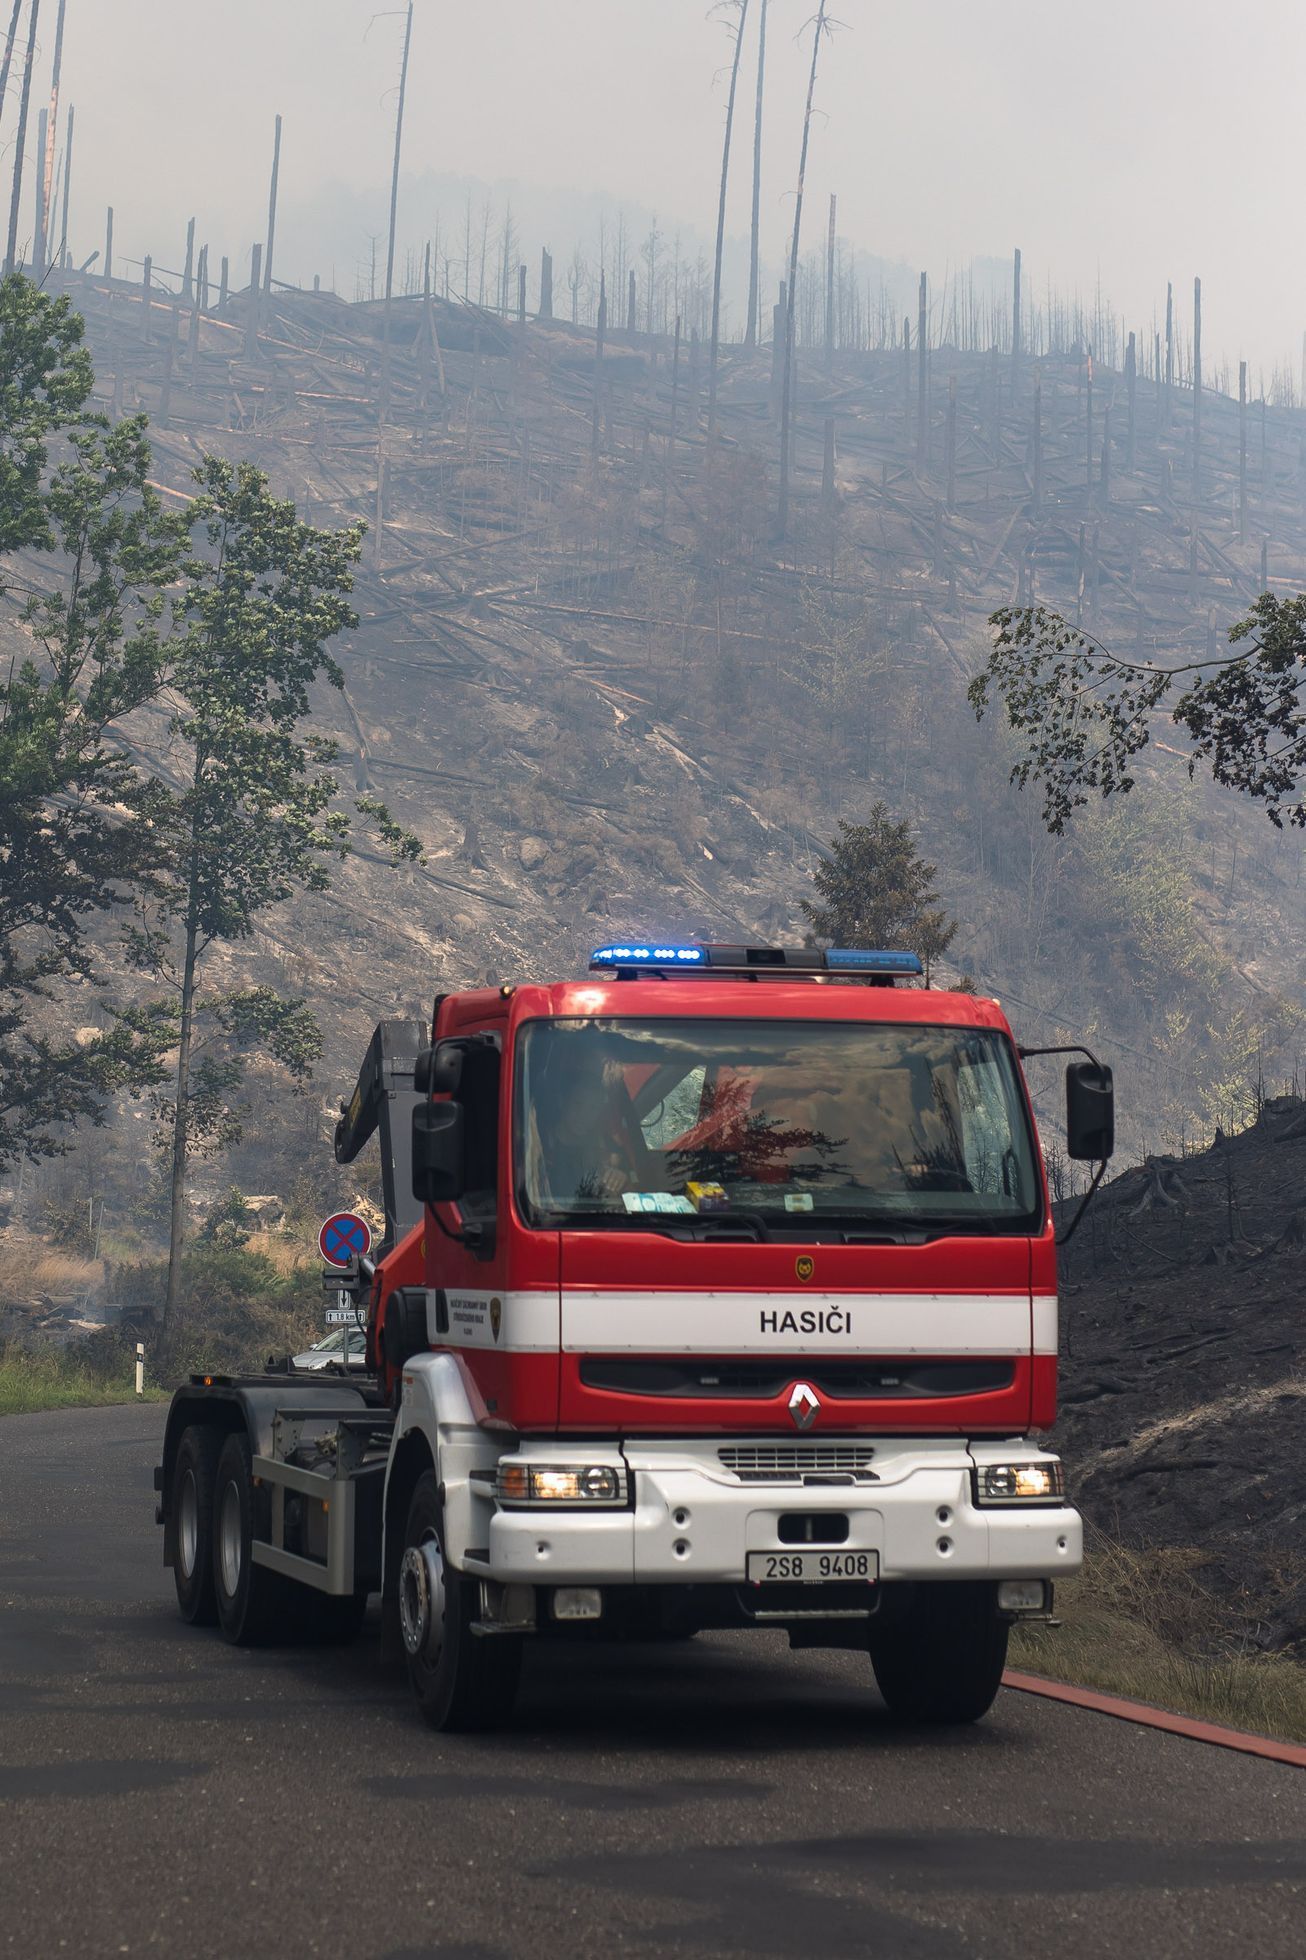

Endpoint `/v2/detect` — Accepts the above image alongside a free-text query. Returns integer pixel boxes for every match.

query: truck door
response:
[429,1028,560,1429]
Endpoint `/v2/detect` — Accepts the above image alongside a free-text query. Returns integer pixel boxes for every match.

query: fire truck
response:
[154,942,1113,1731]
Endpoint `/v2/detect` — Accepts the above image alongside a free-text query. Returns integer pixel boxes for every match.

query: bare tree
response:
[707,0,751,442]
[383,2,413,310]
[40,0,66,252]
[0,0,24,147]
[744,0,768,349]
[3,0,38,276]
[776,0,830,536]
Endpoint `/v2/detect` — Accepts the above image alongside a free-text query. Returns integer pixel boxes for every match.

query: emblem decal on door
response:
[795,1255,815,1282]
[490,1297,502,1342]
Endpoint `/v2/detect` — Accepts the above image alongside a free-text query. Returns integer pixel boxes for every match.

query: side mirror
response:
[412,1099,466,1205]
[1066,1060,1114,1162]
[414,1042,464,1097]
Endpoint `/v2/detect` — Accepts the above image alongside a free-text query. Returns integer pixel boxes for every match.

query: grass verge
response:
[0,1346,166,1416]
[1011,1528,1306,1745]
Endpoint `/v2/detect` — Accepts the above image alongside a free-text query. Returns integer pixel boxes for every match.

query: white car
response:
[292,1326,367,1371]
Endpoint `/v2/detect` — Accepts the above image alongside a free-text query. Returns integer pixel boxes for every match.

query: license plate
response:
[746,1549,878,1585]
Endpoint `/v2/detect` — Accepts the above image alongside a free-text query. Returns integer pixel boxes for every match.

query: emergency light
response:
[588,943,923,979]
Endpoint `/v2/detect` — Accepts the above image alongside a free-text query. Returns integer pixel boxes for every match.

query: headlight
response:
[974,1459,1066,1506]
[496,1462,628,1507]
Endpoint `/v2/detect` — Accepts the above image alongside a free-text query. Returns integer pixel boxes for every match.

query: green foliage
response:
[0,280,184,1170]
[802,805,958,978]
[154,454,367,946]
[0,273,94,556]
[974,596,1306,834]
[199,1185,254,1250]
[110,1245,319,1381]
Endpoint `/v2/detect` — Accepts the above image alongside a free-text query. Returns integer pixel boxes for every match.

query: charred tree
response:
[708,0,750,439]
[40,0,66,256]
[0,2,24,144]
[264,112,282,295]
[777,0,829,534]
[4,0,40,276]
[744,0,767,349]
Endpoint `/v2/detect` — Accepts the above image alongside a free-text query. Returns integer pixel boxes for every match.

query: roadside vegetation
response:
[1011,1527,1306,1745]
[0,1225,324,1414]
[0,1343,165,1415]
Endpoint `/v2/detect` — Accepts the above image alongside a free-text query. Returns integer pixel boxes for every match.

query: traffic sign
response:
[319,1210,372,1268]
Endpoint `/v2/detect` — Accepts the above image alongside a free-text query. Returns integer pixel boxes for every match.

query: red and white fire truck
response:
[155,941,1113,1730]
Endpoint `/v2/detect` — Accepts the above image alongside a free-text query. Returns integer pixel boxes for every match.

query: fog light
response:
[553,1587,603,1621]
[496,1462,628,1507]
[975,1459,1066,1506]
[998,1579,1050,1612]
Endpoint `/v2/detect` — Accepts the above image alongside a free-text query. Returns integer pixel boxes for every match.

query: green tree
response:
[0,275,181,1167]
[126,456,418,1325]
[971,597,1306,834]
[802,805,958,979]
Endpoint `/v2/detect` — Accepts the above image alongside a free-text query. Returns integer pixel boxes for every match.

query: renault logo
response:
[788,1382,820,1430]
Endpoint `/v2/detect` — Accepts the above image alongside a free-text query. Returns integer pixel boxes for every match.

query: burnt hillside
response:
[4,260,1306,1213]
[1056,1097,1306,1649]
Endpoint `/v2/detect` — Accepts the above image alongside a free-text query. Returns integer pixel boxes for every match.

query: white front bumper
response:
[485,1438,1081,1587]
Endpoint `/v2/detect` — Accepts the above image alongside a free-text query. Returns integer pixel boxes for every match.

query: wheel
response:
[212,1432,288,1646]
[870,1582,1009,1725]
[172,1425,221,1625]
[399,1471,521,1731]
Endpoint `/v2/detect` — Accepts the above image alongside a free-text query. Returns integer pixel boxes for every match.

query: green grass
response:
[1010,1530,1306,1746]
[0,1346,167,1416]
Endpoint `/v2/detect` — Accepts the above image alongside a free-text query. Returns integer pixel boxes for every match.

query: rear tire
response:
[400,1471,521,1731]
[870,1582,1009,1725]
[172,1425,221,1625]
[212,1432,288,1646]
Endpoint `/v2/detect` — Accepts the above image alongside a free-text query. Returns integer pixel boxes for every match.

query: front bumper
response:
[484,1438,1081,1588]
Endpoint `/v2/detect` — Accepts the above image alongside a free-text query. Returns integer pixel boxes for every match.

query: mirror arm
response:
[1018,1041,1104,1070]
[1054,1158,1109,1247]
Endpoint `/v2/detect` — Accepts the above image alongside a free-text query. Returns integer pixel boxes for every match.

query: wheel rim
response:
[399,1533,445,1662]
[219,1480,243,1598]
[178,1468,198,1578]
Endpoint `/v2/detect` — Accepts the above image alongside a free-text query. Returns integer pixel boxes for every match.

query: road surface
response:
[2,1403,1305,1958]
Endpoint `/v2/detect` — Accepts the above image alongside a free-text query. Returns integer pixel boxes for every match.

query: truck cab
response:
[378,942,1111,1728]
[156,940,1111,1734]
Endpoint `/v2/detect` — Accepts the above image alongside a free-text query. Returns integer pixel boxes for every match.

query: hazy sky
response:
[25,0,1306,380]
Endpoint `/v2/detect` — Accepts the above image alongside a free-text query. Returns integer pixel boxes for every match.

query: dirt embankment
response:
[1055,1095,1306,1650]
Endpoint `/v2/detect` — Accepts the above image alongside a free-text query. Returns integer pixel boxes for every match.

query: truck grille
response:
[718,1443,877,1481]
[579,1357,1013,1400]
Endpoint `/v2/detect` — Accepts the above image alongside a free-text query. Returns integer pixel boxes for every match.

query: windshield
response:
[515,1017,1042,1235]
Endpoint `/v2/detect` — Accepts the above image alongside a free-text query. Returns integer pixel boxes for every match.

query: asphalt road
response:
[3,1406,1306,1959]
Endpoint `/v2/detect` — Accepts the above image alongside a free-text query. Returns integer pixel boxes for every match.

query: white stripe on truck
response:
[559,1290,1044,1356]
[428,1289,1057,1357]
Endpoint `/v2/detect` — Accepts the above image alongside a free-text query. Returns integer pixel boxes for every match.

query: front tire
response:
[172,1425,220,1625]
[400,1472,521,1731]
[212,1432,286,1645]
[870,1582,1009,1725]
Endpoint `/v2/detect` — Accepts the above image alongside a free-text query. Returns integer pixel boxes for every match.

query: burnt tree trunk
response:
[4,0,40,276]
[744,0,767,349]
[707,0,750,438]
[776,0,827,535]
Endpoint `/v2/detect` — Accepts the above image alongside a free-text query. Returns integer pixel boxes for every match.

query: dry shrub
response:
[0,1244,103,1310]
[1012,1521,1306,1744]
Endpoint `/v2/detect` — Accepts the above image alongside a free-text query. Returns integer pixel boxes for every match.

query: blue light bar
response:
[590,943,706,968]
[825,948,923,976]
